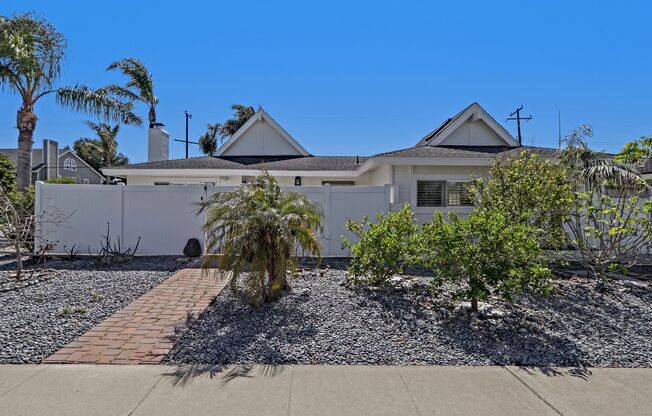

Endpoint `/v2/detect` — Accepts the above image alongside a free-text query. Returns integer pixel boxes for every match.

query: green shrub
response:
[45,177,76,184]
[342,204,417,286]
[415,210,554,312]
[0,153,16,193]
[471,150,573,249]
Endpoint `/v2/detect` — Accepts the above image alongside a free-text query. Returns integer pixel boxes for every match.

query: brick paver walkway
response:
[44,268,227,365]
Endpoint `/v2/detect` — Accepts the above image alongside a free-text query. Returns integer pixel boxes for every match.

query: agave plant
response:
[200,171,322,304]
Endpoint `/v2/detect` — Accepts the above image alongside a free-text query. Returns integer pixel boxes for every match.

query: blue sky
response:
[1,1,650,162]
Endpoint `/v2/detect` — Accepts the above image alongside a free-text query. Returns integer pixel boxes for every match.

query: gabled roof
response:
[108,155,367,172]
[58,149,106,179]
[415,102,520,148]
[373,145,558,159]
[215,108,310,157]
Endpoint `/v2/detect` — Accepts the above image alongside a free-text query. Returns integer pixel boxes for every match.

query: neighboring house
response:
[0,139,105,184]
[641,159,652,181]
[103,102,557,220]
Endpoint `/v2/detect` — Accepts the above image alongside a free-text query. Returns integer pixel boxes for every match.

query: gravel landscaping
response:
[166,260,652,367]
[0,254,182,363]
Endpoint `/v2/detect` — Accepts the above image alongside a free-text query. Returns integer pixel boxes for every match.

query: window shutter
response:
[417,180,444,207]
[447,182,473,206]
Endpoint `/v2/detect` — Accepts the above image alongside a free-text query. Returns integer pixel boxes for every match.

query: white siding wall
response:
[391,165,489,222]
[35,183,389,257]
[222,121,302,156]
[437,118,508,146]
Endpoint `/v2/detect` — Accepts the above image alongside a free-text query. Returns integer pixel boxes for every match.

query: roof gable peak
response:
[215,108,310,157]
[416,102,520,148]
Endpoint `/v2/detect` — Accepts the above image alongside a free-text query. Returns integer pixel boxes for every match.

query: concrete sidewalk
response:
[0,365,650,416]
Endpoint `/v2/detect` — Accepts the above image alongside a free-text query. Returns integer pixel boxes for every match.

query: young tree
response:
[471,150,573,248]
[73,121,128,170]
[0,13,139,191]
[105,57,158,127]
[200,171,322,304]
[342,204,418,286]
[416,211,554,312]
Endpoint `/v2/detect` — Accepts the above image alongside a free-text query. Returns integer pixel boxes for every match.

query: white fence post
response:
[33,181,43,254]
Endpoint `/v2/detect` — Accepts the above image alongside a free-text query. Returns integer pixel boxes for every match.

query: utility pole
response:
[558,110,562,149]
[174,110,198,158]
[506,105,532,145]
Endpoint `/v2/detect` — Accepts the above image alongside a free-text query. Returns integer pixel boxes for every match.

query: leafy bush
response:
[0,153,16,193]
[471,150,573,248]
[415,210,554,312]
[45,177,77,184]
[342,204,417,286]
[200,171,322,304]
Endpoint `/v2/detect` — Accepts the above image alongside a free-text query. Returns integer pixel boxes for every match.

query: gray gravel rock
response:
[0,255,181,363]
[165,261,652,367]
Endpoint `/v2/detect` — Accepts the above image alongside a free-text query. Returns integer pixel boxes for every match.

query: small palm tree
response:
[560,125,645,189]
[0,13,139,190]
[80,121,126,167]
[220,104,255,137]
[105,57,158,127]
[198,123,221,156]
[200,171,322,304]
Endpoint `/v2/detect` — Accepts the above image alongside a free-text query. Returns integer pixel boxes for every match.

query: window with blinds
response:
[416,180,444,207]
[447,182,473,206]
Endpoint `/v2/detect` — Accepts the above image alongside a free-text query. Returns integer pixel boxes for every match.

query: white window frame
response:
[411,174,476,213]
[83,178,90,184]
[63,157,77,172]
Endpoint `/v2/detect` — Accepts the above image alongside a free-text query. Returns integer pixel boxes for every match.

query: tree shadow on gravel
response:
[163,363,288,388]
[163,290,318,372]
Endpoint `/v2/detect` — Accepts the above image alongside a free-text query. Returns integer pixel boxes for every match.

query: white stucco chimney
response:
[148,125,169,162]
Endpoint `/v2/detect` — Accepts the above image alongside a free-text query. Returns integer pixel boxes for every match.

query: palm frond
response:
[56,85,142,125]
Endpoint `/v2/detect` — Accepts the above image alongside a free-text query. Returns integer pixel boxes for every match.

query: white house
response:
[103,102,556,221]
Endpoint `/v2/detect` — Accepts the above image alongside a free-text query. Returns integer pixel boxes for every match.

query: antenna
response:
[506,105,532,145]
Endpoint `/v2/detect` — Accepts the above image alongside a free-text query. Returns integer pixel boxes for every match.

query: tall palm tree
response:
[198,123,221,156]
[220,104,255,137]
[0,13,140,191]
[200,171,322,304]
[105,57,158,127]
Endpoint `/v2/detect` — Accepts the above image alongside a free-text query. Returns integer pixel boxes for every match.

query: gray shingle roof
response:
[373,145,559,159]
[118,155,369,171]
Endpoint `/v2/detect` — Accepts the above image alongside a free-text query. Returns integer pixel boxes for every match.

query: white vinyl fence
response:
[34,182,391,257]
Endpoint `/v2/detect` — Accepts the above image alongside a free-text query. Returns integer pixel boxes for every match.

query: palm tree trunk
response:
[16,107,37,192]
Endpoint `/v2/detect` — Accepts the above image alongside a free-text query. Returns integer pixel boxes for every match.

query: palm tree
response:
[198,123,221,156]
[220,104,255,137]
[76,121,127,168]
[200,171,322,304]
[105,57,158,127]
[0,13,139,191]
[560,125,645,190]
